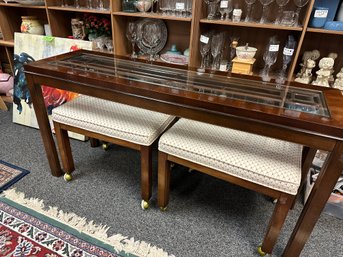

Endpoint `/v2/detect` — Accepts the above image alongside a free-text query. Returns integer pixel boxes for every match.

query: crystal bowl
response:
[236,46,257,59]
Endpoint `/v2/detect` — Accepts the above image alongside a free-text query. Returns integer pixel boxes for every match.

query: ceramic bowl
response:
[135,0,152,12]
[236,46,257,59]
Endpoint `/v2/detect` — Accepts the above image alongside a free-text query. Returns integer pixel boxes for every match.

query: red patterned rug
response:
[0,189,174,257]
[0,161,30,192]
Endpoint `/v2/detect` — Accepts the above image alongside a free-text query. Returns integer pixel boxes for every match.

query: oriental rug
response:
[0,189,174,257]
[0,160,30,192]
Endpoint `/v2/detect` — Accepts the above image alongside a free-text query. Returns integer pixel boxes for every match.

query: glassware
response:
[224,0,233,21]
[280,11,296,26]
[198,32,212,72]
[276,35,296,84]
[122,0,137,12]
[244,0,256,22]
[97,0,105,9]
[232,8,242,22]
[204,0,220,20]
[150,0,158,13]
[293,0,309,26]
[274,0,289,24]
[219,0,231,20]
[175,0,185,17]
[210,32,225,70]
[74,0,80,8]
[126,22,138,59]
[141,22,161,61]
[260,36,280,82]
[259,0,274,24]
[87,0,93,9]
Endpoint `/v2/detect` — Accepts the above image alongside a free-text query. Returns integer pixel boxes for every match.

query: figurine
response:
[295,58,316,84]
[311,57,335,87]
[295,50,320,84]
[333,67,343,90]
[328,52,338,84]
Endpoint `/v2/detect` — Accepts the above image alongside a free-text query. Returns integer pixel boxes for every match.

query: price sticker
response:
[200,35,209,44]
[314,9,328,18]
[269,44,280,52]
[176,2,185,10]
[220,0,229,8]
[283,47,294,56]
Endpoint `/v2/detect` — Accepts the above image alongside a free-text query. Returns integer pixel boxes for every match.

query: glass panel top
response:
[48,53,330,117]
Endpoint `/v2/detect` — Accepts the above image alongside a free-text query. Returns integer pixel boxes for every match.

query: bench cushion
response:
[52,95,175,146]
[159,119,302,195]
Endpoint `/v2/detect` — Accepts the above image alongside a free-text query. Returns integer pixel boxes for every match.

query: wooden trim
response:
[166,153,284,199]
[57,122,141,151]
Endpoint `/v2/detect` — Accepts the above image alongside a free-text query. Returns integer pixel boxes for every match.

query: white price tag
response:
[176,2,185,10]
[200,35,209,44]
[314,9,328,18]
[269,44,280,52]
[283,47,294,56]
[220,0,229,8]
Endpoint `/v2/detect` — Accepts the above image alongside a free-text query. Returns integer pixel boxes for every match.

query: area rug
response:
[0,189,174,257]
[0,160,30,192]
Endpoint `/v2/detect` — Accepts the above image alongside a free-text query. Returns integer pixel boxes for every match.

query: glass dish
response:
[136,18,168,57]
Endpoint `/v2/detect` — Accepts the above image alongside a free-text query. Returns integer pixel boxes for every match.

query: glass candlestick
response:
[261,36,280,82]
[276,35,297,84]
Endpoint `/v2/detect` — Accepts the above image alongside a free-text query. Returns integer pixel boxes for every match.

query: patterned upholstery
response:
[159,119,302,195]
[52,95,175,146]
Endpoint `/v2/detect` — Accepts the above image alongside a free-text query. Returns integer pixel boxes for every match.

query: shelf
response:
[113,11,192,22]
[200,19,303,31]
[0,39,14,47]
[47,6,111,14]
[307,28,343,35]
[0,2,45,8]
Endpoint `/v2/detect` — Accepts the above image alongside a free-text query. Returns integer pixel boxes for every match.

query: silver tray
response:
[136,18,168,55]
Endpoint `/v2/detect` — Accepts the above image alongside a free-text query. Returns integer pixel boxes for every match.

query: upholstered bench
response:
[158,118,302,256]
[52,95,175,209]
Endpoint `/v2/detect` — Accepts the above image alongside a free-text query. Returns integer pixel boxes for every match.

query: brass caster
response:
[257,246,267,256]
[64,173,72,182]
[273,199,278,204]
[160,206,168,211]
[141,200,149,210]
[188,168,194,173]
[170,163,175,168]
[102,143,110,151]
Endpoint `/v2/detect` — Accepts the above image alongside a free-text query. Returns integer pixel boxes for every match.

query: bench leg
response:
[90,138,100,147]
[158,151,170,210]
[260,194,294,254]
[140,145,152,204]
[53,122,75,176]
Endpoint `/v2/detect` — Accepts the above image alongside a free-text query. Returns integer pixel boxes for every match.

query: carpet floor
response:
[1,104,342,257]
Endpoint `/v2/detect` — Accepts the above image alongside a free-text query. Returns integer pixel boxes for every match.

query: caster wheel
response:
[188,168,194,173]
[64,173,72,182]
[102,143,110,151]
[170,163,175,168]
[141,200,149,210]
[257,246,266,256]
[273,199,278,204]
[160,206,168,211]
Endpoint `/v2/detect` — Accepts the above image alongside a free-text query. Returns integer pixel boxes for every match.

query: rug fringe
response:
[2,188,175,257]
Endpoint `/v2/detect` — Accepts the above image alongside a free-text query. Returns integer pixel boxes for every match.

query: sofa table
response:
[24,50,343,257]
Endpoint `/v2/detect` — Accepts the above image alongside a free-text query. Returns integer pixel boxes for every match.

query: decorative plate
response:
[136,18,168,56]
[160,53,189,65]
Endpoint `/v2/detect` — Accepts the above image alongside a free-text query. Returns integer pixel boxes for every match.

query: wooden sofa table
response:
[24,50,343,257]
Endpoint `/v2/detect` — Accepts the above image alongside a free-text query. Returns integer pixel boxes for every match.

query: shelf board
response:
[47,6,111,14]
[0,2,46,8]
[307,28,343,35]
[200,19,303,31]
[0,39,14,47]
[113,11,192,22]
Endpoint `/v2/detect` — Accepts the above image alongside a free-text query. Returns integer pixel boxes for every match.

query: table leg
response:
[26,74,62,177]
[282,141,343,257]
